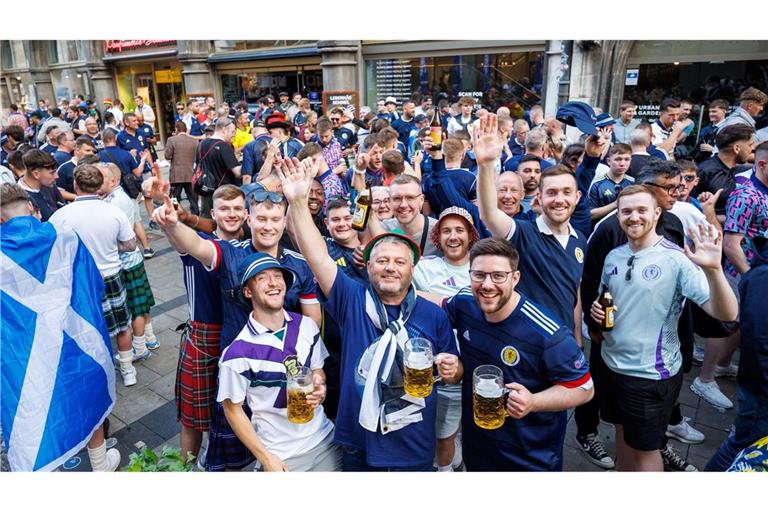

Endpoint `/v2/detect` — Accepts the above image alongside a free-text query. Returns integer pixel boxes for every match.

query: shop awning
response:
[208,46,319,63]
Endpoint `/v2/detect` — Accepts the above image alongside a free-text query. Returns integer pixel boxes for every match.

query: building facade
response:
[3,40,767,137]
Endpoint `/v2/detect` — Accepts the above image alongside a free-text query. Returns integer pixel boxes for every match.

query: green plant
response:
[125,445,196,472]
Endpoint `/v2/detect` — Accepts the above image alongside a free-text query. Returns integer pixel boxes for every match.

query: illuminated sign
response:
[104,40,176,54]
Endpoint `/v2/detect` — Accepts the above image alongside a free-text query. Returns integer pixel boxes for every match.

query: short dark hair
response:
[56,131,74,145]
[73,164,104,194]
[75,136,96,150]
[45,124,60,136]
[4,125,24,141]
[469,238,520,272]
[296,142,322,161]
[608,143,632,158]
[755,141,768,159]
[0,182,30,209]
[316,117,332,134]
[7,149,27,170]
[634,158,681,184]
[677,159,697,173]
[51,107,62,118]
[325,198,349,215]
[561,143,585,170]
[175,121,187,133]
[619,100,636,110]
[22,149,56,170]
[716,124,755,150]
[77,154,101,166]
[371,118,389,133]
[518,154,542,167]
[381,149,404,174]
[363,132,380,151]
[660,98,681,112]
[708,99,729,111]
[538,164,577,190]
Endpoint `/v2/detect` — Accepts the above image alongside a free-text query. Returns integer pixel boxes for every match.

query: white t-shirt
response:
[412,256,470,297]
[49,195,134,276]
[216,311,333,463]
[670,200,715,247]
[104,186,143,269]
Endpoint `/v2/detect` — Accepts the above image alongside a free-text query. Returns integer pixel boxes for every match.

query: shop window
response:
[229,41,311,51]
[365,52,543,115]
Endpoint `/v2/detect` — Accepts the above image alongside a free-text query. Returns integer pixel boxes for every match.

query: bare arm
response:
[573,291,584,348]
[152,194,216,267]
[506,382,593,419]
[117,237,137,253]
[59,188,76,202]
[473,114,514,238]
[222,400,287,471]
[589,200,617,221]
[281,158,338,297]
[723,232,750,275]
[301,303,322,328]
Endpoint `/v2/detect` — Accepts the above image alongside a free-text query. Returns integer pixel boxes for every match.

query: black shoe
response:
[661,444,697,472]
[576,433,615,469]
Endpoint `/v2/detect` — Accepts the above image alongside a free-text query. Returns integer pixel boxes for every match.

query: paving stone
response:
[111,389,168,425]
[149,372,177,402]
[140,402,179,441]
[142,343,182,375]
[115,364,162,398]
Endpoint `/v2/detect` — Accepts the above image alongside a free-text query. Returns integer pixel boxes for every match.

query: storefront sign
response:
[625,69,639,86]
[155,69,182,84]
[104,40,176,54]
[636,104,660,120]
[322,91,359,115]
[373,59,413,105]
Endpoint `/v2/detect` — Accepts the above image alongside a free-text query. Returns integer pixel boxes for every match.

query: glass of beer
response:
[473,365,506,430]
[287,366,314,424]
[403,337,434,398]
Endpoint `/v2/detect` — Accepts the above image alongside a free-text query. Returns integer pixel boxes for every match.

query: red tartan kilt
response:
[175,321,222,431]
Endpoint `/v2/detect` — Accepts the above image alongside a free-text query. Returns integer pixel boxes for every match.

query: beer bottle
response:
[351,183,372,231]
[598,289,615,331]
[429,107,443,150]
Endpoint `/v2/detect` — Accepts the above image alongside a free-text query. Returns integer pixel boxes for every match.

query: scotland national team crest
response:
[574,247,584,264]
[642,264,662,281]
[501,346,520,367]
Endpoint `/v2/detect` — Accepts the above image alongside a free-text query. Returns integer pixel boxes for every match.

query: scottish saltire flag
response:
[0,216,115,471]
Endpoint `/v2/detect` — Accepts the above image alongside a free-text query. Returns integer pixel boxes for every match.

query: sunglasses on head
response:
[247,188,284,205]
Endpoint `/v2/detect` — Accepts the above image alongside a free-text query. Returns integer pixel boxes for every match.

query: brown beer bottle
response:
[598,289,615,331]
[429,107,443,150]
[352,183,372,231]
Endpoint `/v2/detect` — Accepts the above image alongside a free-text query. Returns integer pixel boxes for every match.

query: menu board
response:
[373,59,413,104]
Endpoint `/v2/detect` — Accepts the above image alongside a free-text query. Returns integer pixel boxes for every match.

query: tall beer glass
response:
[403,337,434,398]
[287,366,314,424]
[473,365,506,429]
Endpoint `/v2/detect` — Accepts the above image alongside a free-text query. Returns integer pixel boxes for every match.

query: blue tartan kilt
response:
[204,400,255,471]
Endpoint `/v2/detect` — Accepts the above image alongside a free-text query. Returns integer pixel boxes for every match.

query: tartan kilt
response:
[102,272,131,337]
[175,321,222,431]
[121,261,156,317]
[204,400,255,471]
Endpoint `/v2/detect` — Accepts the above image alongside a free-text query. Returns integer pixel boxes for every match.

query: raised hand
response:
[152,194,178,228]
[684,222,723,271]
[278,157,311,203]
[472,113,503,164]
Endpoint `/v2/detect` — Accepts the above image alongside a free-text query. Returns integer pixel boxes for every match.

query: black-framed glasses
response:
[330,117,341,122]
[625,255,636,282]
[645,182,686,195]
[469,270,515,284]
[682,175,696,182]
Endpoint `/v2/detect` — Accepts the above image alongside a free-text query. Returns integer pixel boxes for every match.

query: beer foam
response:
[406,352,433,370]
[475,378,503,398]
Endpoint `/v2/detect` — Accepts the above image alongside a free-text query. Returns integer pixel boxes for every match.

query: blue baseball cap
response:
[596,112,616,128]
[237,252,296,303]
[556,101,598,136]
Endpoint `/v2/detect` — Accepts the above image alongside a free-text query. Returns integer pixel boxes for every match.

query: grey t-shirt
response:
[382,215,442,258]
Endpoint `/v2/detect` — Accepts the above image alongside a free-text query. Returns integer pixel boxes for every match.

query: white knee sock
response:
[88,442,107,471]
[132,334,147,353]
[437,464,454,472]
[144,321,155,339]
[118,350,134,371]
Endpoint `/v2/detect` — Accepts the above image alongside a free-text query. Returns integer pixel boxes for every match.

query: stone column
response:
[178,40,214,96]
[318,41,360,92]
[82,41,115,104]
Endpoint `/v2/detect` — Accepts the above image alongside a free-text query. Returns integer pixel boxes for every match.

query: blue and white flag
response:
[0,216,115,472]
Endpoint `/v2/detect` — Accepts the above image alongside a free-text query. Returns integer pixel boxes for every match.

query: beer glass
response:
[473,365,506,430]
[403,337,434,398]
[287,366,314,424]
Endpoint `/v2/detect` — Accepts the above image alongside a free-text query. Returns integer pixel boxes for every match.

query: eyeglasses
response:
[391,194,423,205]
[469,270,515,284]
[330,117,341,122]
[176,107,184,111]
[625,255,636,282]
[682,175,696,182]
[372,198,391,206]
[645,182,686,195]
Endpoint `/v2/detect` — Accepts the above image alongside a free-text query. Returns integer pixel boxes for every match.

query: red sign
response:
[104,40,176,54]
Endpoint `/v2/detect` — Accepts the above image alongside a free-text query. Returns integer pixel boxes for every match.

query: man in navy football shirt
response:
[443,238,593,470]
[281,155,462,471]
